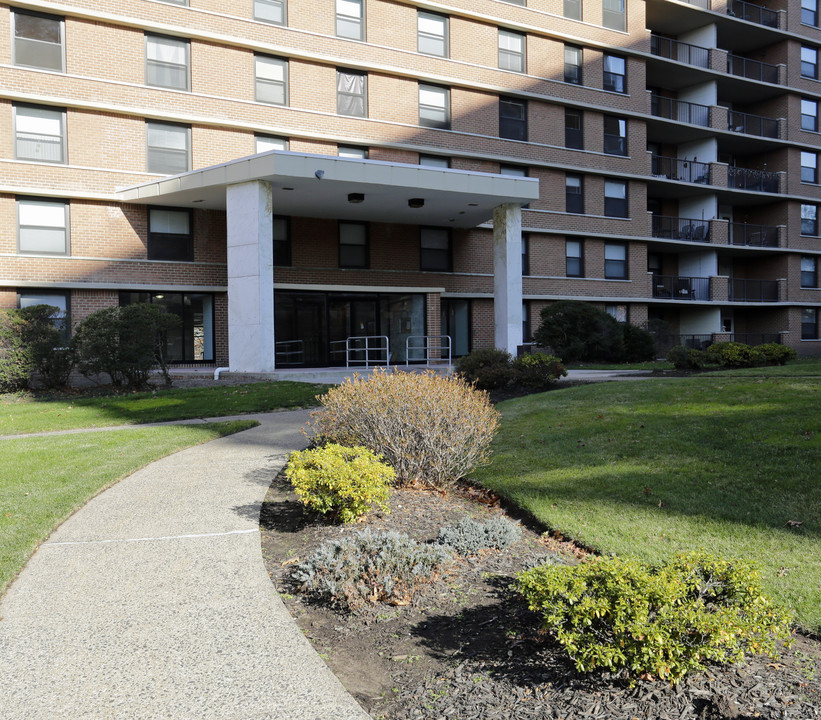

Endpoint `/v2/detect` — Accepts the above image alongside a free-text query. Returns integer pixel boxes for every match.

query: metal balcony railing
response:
[652,275,711,301]
[727,166,780,193]
[652,215,711,243]
[650,95,711,127]
[729,223,779,247]
[651,156,711,184]
[732,333,781,345]
[727,54,779,84]
[649,35,710,68]
[727,110,779,138]
[728,278,779,302]
[727,0,779,28]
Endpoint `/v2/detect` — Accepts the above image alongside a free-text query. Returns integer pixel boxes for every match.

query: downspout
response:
[213,366,230,380]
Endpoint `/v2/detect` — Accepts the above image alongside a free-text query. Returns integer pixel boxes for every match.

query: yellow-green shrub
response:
[285,443,393,523]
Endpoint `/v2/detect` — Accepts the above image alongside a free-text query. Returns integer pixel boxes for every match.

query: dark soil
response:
[259,476,821,720]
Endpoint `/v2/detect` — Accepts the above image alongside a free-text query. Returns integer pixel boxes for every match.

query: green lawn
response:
[473,376,821,633]
[704,357,821,377]
[0,381,328,435]
[0,420,256,595]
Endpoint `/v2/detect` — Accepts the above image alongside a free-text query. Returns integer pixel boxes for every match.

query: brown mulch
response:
[259,476,821,720]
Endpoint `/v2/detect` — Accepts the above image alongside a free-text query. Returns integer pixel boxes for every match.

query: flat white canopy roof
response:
[116,151,539,228]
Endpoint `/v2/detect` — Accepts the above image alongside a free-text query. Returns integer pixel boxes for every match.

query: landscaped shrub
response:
[516,552,792,682]
[666,345,710,370]
[18,304,74,389]
[291,529,453,611]
[513,352,567,390]
[0,309,30,391]
[705,341,759,368]
[454,348,515,390]
[436,515,522,556]
[308,369,500,489]
[757,343,796,366]
[285,443,393,523]
[621,323,657,362]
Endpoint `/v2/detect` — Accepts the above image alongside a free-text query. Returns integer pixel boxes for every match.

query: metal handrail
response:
[729,223,779,247]
[405,335,452,366]
[727,110,779,138]
[274,339,305,366]
[727,0,779,28]
[728,278,779,302]
[727,54,779,83]
[649,35,710,68]
[651,156,711,184]
[652,275,711,301]
[650,95,711,127]
[344,335,390,368]
[651,216,711,243]
[727,166,780,193]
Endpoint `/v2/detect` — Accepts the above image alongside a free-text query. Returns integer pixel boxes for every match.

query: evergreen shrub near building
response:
[455,349,566,390]
[0,309,30,391]
[667,342,797,370]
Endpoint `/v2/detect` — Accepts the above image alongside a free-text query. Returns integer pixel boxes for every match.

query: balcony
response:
[727,110,779,139]
[727,166,780,193]
[651,156,711,184]
[652,275,711,301]
[726,0,780,28]
[729,223,779,247]
[650,95,711,127]
[649,35,710,69]
[727,54,779,84]
[732,333,781,345]
[652,215,711,243]
[728,278,779,301]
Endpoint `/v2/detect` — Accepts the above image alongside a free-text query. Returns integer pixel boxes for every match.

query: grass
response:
[704,357,821,377]
[0,381,328,435]
[0,420,257,595]
[473,375,821,633]
[567,361,674,371]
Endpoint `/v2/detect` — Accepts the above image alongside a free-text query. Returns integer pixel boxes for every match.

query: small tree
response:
[18,304,74,389]
[0,309,31,391]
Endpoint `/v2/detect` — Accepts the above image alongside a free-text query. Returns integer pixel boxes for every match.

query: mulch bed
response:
[259,476,821,720]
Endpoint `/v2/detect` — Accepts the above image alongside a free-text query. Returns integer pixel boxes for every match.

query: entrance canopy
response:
[117,150,539,228]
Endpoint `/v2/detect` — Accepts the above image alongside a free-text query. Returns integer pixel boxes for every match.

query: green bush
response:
[286,443,393,523]
[454,348,515,390]
[0,309,30,391]
[513,352,567,390]
[705,342,759,368]
[621,323,657,362]
[517,552,792,682]
[308,369,500,489]
[18,304,74,389]
[757,343,796,366]
[666,345,711,370]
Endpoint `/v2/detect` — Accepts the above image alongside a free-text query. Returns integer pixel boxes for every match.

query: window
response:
[419,154,449,167]
[603,54,626,92]
[502,0,526,4]
[566,174,584,214]
[17,198,69,255]
[802,151,818,183]
[802,99,818,131]
[602,0,626,31]
[338,145,368,158]
[420,227,451,271]
[273,216,291,266]
[256,135,288,152]
[146,34,189,91]
[802,46,818,79]
[146,122,190,174]
[803,0,818,26]
[604,243,628,279]
[523,300,531,343]
[564,0,582,20]
[254,0,286,25]
[339,222,368,268]
[159,0,189,4]
[605,304,628,322]
[565,109,583,149]
[802,256,818,287]
[802,308,819,339]
[19,291,69,337]
[564,45,582,84]
[255,55,288,105]
[337,70,367,117]
[498,29,526,73]
[336,0,364,40]
[499,97,527,141]
[419,84,450,129]
[802,203,818,235]
[148,207,193,261]
[603,116,627,156]
[566,240,583,277]
[604,179,628,217]
[418,12,448,57]
[12,9,64,72]
[14,105,65,163]
[522,234,530,275]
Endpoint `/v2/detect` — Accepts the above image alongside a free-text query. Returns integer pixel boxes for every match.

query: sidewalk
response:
[0,410,370,720]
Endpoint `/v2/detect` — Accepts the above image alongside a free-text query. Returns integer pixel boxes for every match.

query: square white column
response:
[493,203,523,354]
[226,180,275,372]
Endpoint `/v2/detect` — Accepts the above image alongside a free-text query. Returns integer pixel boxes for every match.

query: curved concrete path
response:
[0,410,370,720]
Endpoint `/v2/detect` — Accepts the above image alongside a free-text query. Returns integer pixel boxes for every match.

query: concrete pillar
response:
[226,180,274,372]
[493,203,523,353]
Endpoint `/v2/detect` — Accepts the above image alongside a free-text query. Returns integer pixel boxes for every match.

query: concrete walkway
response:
[0,410,370,720]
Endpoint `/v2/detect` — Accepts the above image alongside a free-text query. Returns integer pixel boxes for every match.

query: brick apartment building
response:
[2,0,821,372]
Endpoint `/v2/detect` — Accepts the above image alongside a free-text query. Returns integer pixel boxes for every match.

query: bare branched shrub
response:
[307,369,501,489]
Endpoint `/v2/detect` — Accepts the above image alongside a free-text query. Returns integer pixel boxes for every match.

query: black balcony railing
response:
[732,333,781,345]
[652,275,711,300]
[651,156,711,184]
[729,223,779,247]
[727,0,779,27]
[650,95,711,127]
[728,166,780,193]
[652,215,711,243]
[649,35,710,68]
[727,54,779,84]
[727,110,779,138]
[728,278,779,301]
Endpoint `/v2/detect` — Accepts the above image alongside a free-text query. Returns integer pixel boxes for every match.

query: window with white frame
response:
[802,46,819,79]
[803,0,818,25]
[419,154,449,167]
[604,179,628,217]
[336,0,364,40]
[802,98,818,131]
[603,54,626,92]
[339,221,368,268]
[604,243,628,279]
[802,256,818,287]
[17,198,69,255]
[566,240,583,277]
[146,34,189,90]
[13,9,64,71]
[338,145,368,158]
[602,0,626,31]
[498,29,525,73]
[420,227,451,271]
[419,84,450,128]
[254,0,286,25]
[605,304,628,322]
[146,122,190,174]
[148,207,193,261]
[159,0,188,4]
[802,203,818,235]
[802,307,819,339]
[417,12,448,57]
[802,151,818,183]
[14,105,65,163]
[255,55,288,105]
[255,135,289,153]
[603,115,627,155]
[337,70,367,117]
[564,0,581,20]
[564,45,582,84]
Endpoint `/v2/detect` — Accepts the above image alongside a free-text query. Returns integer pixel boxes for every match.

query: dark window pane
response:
[500,98,527,140]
